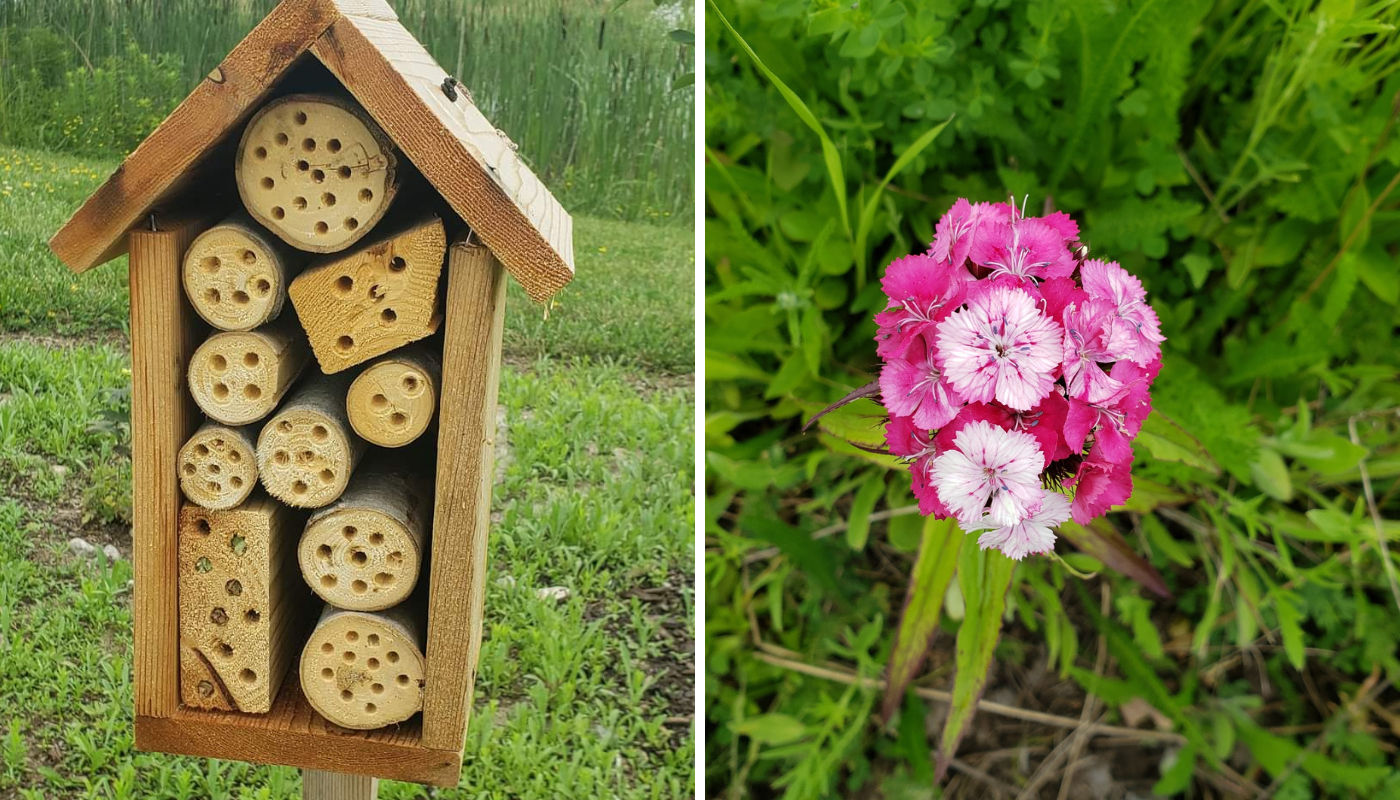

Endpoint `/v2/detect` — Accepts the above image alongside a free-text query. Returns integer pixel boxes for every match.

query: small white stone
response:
[536,586,570,602]
[495,575,516,589]
[103,544,121,562]
[68,537,96,557]
[51,464,69,478]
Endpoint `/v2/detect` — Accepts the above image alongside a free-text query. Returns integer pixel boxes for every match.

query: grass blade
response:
[855,117,953,280]
[934,544,1015,780]
[881,515,963,723]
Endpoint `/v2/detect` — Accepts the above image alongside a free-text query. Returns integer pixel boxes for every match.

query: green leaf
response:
[667,29,694,45]
[1058,519,1170,598]
[881,516,963,722]
[1152,745,1197,795]
[1138,412,1220,475]
[855,117,953,278]
[710,1,851,252]
[845,472,885,551]
[1180,253,1215,289]
[732,713,809,745]
[1355,242,1399,304]
[1234,715,1393,791]
[1273,588,1306,669]
[935,546,1015,778]
[1249,447,1293,501]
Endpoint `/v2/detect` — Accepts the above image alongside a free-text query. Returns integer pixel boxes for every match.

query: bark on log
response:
[345,345,440,447]
[178,422,259,510]
[299,603,426,730]
[256,373,365,508]
[188,316,310,425]
[235,93,399,254]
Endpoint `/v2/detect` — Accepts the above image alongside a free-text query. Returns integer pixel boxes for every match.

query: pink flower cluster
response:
[877,199,1163,560]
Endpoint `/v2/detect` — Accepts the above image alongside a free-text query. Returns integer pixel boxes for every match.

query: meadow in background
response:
[704,0,1400,797]
[0,0,693,223]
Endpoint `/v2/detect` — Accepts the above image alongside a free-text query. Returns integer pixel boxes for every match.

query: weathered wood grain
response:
[303,770,378,800]
[419,235,506,750]
[256,372,366,508]
[178,422,259,510]
[130,214,212,718]
[183,214,300,331]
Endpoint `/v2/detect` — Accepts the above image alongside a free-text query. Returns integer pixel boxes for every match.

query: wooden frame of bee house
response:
[47,0,574,788]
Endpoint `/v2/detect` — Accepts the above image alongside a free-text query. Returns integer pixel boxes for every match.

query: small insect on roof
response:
[48,0,575,304]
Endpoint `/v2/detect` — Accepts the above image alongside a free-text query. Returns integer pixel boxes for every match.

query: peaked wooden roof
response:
[49,0,574,303]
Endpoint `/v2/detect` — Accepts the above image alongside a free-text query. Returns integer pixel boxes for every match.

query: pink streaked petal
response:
[972,493,1070,560]
[1040,211,1080,243]
[884,414,932,459]
[1068,454,1134,524]
[936,286,1063,412]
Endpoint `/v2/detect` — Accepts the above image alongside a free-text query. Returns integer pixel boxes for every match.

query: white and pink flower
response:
[930,420,1046,528]
[935,286,1064,411]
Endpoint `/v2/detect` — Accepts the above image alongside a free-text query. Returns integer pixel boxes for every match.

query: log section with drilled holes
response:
[179,422,259,510]
[178,498,309,713]
[183,214,300,331]
[288,215,445,374]
[300,603,426,730]
[257,373,365,508]
[188,316,310,425]
[236,93,399,254]
[345,346,440,447]
[298,467,430,611]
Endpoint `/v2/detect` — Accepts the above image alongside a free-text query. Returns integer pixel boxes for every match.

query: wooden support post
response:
[178,422,259,510]
[256,373,365,508]
[288,215,446,374]
[183,213,300,331]
[188,316,310,425]
[298,466,430,611]
[236,93,400,254]
[345,345,441,447]
[130,214,211,719]
[178,498,308,713]
[303,770,378,800]
[420,235,506,750]
[299,603,426,730]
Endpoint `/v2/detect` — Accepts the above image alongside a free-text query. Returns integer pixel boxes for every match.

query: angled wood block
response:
[236,93,400,253]
[178,498,310,714]
[288,214,445,373]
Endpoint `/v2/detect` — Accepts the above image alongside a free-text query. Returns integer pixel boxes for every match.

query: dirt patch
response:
[0,329,128,351]
[623,570,695,733]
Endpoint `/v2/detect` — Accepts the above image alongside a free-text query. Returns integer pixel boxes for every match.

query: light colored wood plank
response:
[311,16,574,303]
[49,0,348,272]
[178,498,309,713]
[287,215,445,373]
[130,214,213,718]
[420,235,506,750]
[303,770,378,800]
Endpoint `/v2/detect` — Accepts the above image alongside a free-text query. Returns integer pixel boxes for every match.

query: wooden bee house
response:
[47,0,574,788]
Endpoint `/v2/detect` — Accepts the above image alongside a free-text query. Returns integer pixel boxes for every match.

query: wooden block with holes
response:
[49,0,575,788]
[178,498,310,713]
[288,214,446,374]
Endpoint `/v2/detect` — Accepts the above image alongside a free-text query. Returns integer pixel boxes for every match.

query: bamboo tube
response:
[256,374,366,508]
[345,346,441,447]
[178,422,259,510]
[298,466,430,611]
[299,603,426,730]
[182,213,300,331]
[288,215,446,374]
[188,316,309,425]
[235,93,400,254]
[178,498,309,713]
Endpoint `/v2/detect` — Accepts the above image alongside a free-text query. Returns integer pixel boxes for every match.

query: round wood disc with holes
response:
[189,326,306,425]
[235,93,399,254]
[300,606,425,730]
[346,350,439,447]
[299,508,421,611]
[178,423,258,510]
[182,218,293,331]
[256,387,358,508]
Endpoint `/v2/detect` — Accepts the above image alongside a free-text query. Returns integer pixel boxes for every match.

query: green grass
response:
[0,146,694,371]
[0,0,693,222]
[0,146,695,798]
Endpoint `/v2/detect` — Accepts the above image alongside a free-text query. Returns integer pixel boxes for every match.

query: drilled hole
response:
[183,462,196,475]
[315,221,329,235]
[312,425,328,441]
[230,476,243,489]
[204,288,222,306]
[389,256,406,272]
[243,384,261,400]
[254,278,271,296]
[402,375,419,392]
[196,518,211,535]
[225,579,242,596]
[352,580,367,594]
[260,176,274,190]
[321,574,337,588]
[319,469,335,485]
[244,352,260,368]
[322,192,337,207]
[367,634,380,646]
[293,196,307,210]
[322,668,334,680]
[271,206,285,220]
[195,443,211,457]
[380,308,396,324]
[210,607,228,625]
[367,657,380,670]
[341,689,353,700]
[239,668,256,685]
[296,160,309,172]
[294,111,308,125]
[297,450,314,464]
[274,450,289,466]
[365,702,377,714]
[317,544,332,561]
[254,146,267,160]
[351,550,368,566]
[196,556,213,572]
[387,651,400,664]
[201,255,221,273]
[241,249,256,264]
[345,217,359,231]
[312,169,326,183]
[228,450,240,463]
[292,480,308,495]
[371,683,384,695]
[336,335,354,352]
[396,673,409,685]
[369,532,384,546]
[370,394,388,410]
[374,572,393,587]
[388,551,403,566]
[278,420,293,433]
[328,138,342,153]
[390,413,407,428]
[346,630,359,643]
[245,609,259,623]
[209,354,227,372]
[302,138,316,152]
[343,526,358,539]
[212,383,229,400]
[198,680,214,697]
[275,132,288,145]
[208,464,221,475]
[321,641,334,654]
[343,651,356,664]
[206,481,219,492]
[232,290,250,305]
[335,275,353,294]
[217,643,234,657]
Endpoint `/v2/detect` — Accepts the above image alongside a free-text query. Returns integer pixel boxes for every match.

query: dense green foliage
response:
[0,0,693,221]
[0,146,695,798]
[705,0,1400,796]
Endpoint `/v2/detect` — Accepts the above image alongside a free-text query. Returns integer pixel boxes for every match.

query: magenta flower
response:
[965,492,1071,560]
[885,415,951,518]
[936,286,1064,411]
[929,198,989,270]
[1067,453,1133,524]
[1080,259,1166,366]
[1061,298,1125,404]
[1063,358,1157,464]
[875,254,967,359]
[969,217,1075,282]
[879,335,964,430]
[934,392,1069,465]
[930,420,1045,527]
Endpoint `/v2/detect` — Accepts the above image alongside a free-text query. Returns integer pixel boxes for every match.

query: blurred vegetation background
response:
[0,0,693,222]
[704,0,1400,797]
